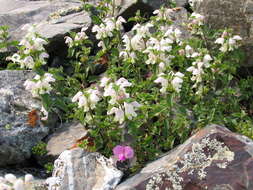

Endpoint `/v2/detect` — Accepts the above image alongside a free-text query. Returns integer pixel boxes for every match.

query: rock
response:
[191,0,253,66]
[0,70,49,166]
[120,0,187,24]
[116,124,253,190]
[0,0,89,40]
[35,122,88,165]
[46,148,123,190]
[0,0,91,57]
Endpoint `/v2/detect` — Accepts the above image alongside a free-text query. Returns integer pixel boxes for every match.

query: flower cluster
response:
[24,73,55,97]
[0,173,34,190]
[185,45,213,91]
[215,30,242,52]
[188,12,205,35]
[92,16,126,50]
[7,24,49,69]
[65,27,88,47]
[72,88,101,113]
[101,77,141,124]
[154,71,184,94]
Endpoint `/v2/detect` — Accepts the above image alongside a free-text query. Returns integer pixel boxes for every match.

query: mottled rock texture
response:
[35,122,88,165]
[0,0,90,41]
[192,0,253,66]
[0,70,49,166]
[116,125,253,190]
[46,148,123,190]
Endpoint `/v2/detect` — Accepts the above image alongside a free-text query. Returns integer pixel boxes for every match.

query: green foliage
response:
[0,25,19,69]
[32,142,48,156]
[44,162,54,174]
[8,0,253,172]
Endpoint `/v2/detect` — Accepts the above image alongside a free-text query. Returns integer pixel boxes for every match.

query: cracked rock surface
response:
[116,125,253,190]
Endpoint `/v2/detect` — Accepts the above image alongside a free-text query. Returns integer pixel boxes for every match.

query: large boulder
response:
[191,0,253,66]
[116,124,253,190]
[0,0,90,41]
[0,70,49,166]
[0,0,91,57]
[46,148,123,190]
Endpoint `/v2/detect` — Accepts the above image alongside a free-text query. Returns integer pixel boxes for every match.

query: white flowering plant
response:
[6,0,253,173]
[7,24,49,70]
[0,25,19,69]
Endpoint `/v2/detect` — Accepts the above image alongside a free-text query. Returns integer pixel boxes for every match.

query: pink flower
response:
[113,145,134,161]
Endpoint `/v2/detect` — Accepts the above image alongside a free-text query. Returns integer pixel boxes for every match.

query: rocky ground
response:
[1,0,253,190]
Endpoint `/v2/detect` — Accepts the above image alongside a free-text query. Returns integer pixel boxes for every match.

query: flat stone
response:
[46,122,88,159]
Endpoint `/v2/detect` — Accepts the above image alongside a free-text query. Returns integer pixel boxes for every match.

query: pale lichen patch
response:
[145,137,235,189]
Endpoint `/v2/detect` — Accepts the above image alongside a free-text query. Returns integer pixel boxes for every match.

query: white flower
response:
[104,83,117,98]
[25,174,34,184]
[41,106,49,121]
[165,27,182,43]
[171,72,184,93]
[72,91,83,103]
[185,45,194,58]
[22,56,34,69]
[44,73,55,83]
[0,183,11,190]
[215,37,225,45]
[33,37,47,50]
[132,23,153,38]
[6,53,21,63]
[13,179,25,190]
[232,35,242,41]
[203,54,212,67]
[24,73,55,97]
[4,174,16,184]
[131,34,145,51]
[190,12,204,26]
[100,76,111,87]
[154,73,168,94]
[72,88,101,112]
[116,78,132,89]
[87,88,101,110]
[124,101,141,120]
[108,107,125,124]
[116,16,126,29]
[74,27,88,41]
[65,36,73,47]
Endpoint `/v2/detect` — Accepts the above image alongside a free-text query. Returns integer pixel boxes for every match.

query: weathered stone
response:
[116,125,253,190]
[0,0,91,58]
[46,122,88,159]
[0,0,89,40]
[191,0,253,66]
[46,148,123,190]
[0,70,49,166]
[35,122,88,165]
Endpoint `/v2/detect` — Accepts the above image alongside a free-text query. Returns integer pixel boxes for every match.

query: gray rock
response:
[0,0,89,40]
[46,148,123,190]
[35,122,88,165]
[116,124,253,190]
[46,122,88,159]
[0,0,91,57]
[0,70,49,166]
